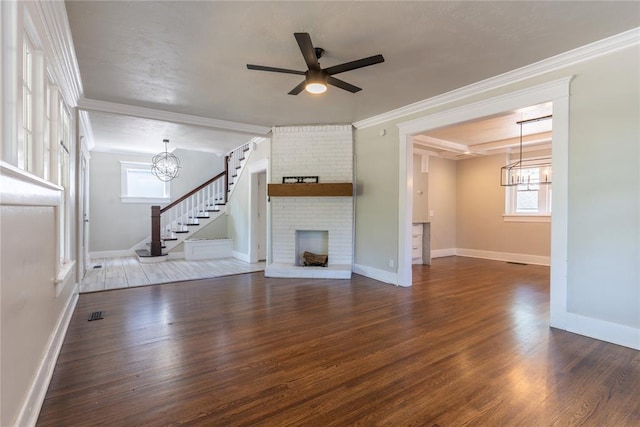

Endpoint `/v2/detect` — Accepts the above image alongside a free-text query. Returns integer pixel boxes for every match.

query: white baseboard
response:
[353,264,399,286]
[563,312,640,350]
[431,248,457,258]
[15,283,79,426]
[232,250,250,263]
[90,249,134,259]
[167,251,184,260]
[455,248,550,266]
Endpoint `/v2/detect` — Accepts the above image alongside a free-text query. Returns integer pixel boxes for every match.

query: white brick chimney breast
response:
[266,125,353,279]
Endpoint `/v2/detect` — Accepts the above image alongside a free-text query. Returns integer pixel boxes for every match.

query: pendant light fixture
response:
[151,139,180,182]
[500,115,552,187]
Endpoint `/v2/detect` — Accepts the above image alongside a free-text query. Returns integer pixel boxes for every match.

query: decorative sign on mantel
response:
[282,176,319,184]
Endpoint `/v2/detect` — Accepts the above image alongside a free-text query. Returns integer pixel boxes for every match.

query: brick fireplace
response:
[265,125,353,279]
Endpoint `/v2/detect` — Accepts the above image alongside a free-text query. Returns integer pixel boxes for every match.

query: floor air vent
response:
[88,311,104,321]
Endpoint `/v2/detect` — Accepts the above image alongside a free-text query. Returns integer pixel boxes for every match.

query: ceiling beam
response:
[78,97,271,136]
[474,132,553,152]
[412,135,470,153]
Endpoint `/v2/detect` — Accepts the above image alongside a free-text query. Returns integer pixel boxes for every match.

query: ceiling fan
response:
[246,32,384,95]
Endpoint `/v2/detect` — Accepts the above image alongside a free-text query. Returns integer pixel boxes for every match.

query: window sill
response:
[121,197,171,204]
[503,214,551,223]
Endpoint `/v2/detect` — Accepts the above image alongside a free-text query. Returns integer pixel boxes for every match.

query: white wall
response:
[269,125,354,268]
[89,149,224,252]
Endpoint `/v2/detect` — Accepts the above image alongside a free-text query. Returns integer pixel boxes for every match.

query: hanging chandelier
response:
[500,115,552,187]
[151,139,180,182]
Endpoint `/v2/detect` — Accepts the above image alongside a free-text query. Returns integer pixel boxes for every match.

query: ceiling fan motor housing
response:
[306,68,328,84]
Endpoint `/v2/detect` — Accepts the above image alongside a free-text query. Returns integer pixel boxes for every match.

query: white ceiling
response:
[414,102,553,159]
[65,1,640,154]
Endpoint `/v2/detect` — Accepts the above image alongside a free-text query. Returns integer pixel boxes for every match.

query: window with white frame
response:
[121,161,171,203]
[504,164,552,221]
[21,35,34,172]
[58,101,71,265]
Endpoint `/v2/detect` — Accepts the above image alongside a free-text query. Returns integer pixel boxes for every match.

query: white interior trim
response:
[396,77,572,332]
[353,264,398,286]
[232,250,251,263]
[430,248,457,258]
[503,214,551,223]
[79,97,271,135]
[354,27,639,129]
[14,285,78,427]
[90,249,135,259]
[28,0,83,107]
[565,313,640,350]
[456,248,550,267]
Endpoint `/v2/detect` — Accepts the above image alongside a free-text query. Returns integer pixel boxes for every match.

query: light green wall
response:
[566,47,639,328]
[412,154,429,222]
[354,126,398,271]
[354,45,639,330]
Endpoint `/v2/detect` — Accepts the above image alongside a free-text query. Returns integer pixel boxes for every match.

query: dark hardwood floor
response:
[37,257,640,426]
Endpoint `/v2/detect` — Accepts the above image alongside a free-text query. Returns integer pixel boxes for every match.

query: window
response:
[504,164,552,222]
[121,162,171,203]
[58,102,71,265]
[21,35,34,172]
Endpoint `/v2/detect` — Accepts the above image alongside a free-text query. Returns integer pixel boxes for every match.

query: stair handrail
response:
[150,156,228,256]
[160,169,226,214]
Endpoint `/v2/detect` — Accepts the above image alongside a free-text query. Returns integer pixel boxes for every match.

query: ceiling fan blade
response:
[288,80,307,95]
[247,64,305,75]
[294,32,320,70]
[324,54,385,76]
[327,76,361,93]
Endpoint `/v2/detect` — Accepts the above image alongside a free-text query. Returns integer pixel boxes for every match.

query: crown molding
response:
[78,97,271,136]
[78,110,95,151]
[32,0,83,107]
[354,27,640,129]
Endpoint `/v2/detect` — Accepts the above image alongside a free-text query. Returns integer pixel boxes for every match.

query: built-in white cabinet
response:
[412,222,431,265]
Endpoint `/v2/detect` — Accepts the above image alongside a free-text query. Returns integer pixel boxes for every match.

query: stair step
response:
[146,242,166,249]
[235,165,241,170]
[135,249,167,258]
[174,230,189,234]
[162,237,178,241]
[243,147,250,152]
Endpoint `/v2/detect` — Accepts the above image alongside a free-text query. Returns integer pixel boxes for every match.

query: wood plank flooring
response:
[80,256,266,293]
[38,257,640,425]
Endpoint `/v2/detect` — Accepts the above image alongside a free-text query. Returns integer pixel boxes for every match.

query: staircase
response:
[135,142,252,262]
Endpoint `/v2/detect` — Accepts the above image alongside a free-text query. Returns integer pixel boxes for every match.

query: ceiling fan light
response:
[305,82,327,94]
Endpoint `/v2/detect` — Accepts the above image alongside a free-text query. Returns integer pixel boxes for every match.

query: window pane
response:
[516,190,539,213]
[126,169,167,198]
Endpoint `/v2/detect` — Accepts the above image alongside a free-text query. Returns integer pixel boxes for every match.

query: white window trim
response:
[120,161,171,203]
[502,214,551,223]
[503,153,552,220]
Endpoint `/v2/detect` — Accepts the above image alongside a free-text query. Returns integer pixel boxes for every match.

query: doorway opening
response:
[397,77,571,330]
